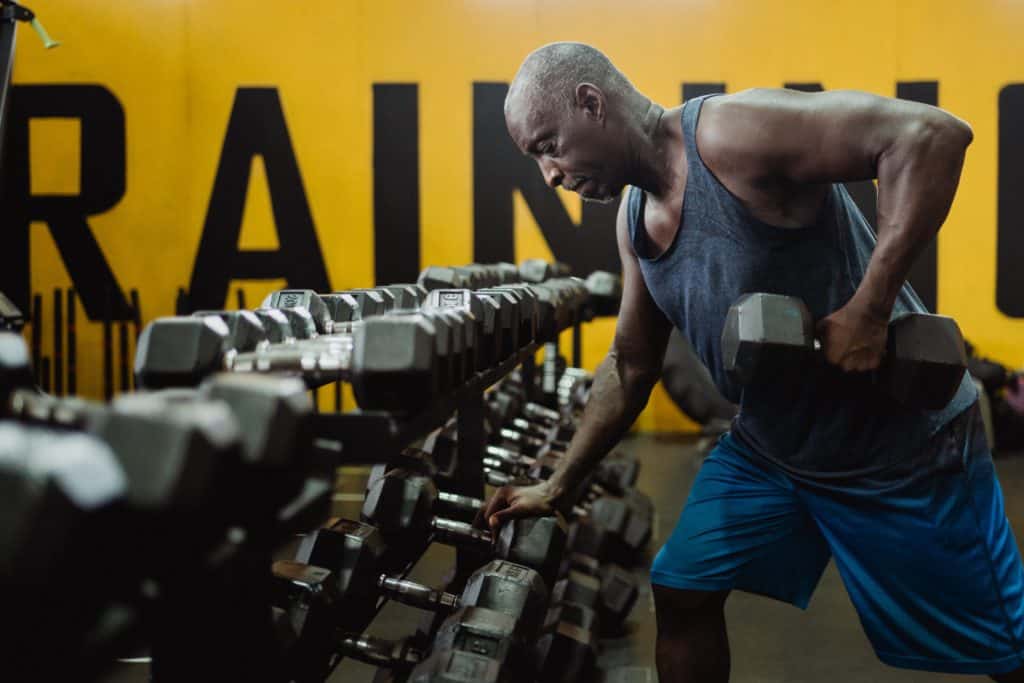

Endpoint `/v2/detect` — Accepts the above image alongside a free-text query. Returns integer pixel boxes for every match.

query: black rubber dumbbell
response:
[362,469,567,588]
[293,519,550,640]
[721,292,968,410]
[271,563,528,682]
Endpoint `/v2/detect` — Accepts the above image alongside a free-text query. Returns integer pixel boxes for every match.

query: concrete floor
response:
[109,433,1024,682]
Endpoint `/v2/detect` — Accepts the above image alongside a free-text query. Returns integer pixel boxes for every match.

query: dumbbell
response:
[584,270,622,317]
[362,469,567,588]
[293,518,550,640]
[487,387,576,443]
[0,331,35,406]
[479,285,541,347]
[721,292,968,410]
[191,310,269,352]
[476,289,527,358]
[481,447,652,565]
[273,561,528,682]
[272,562,425,681]
[0,422,138,678]
[7,373,325,545]
[424,289,504,371]
[407,649,520,683]
[325,286,468,390]
[364,446,622,634]
[135,310,440,410]
[380,283,429,310]
[534,601,599,683]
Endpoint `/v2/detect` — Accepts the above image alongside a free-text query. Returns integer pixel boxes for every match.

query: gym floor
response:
[106,434,1024,682]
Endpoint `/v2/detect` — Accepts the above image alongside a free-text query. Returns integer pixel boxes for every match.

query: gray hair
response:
[506,42,634,116]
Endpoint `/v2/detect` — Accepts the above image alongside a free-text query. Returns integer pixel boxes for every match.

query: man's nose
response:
[539,159,563,188]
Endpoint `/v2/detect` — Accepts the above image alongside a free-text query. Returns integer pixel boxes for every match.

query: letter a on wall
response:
[188,88,329,310]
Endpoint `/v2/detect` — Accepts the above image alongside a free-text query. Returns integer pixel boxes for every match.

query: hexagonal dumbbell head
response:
[426,289,499,370]
[361,468,435,538]
[262,290,332,335]
[293,518,386,631]
[352,314,439,411]
[258,305,317,340]
[0,291,25,331]
[432,606,525,678]
[191,310,268,352]
[381,284,429,310]
[584,270,622,317]
[535,616,595,683]
[0,423,126,586]
[461,560,549,641]
[519,259,553,284]
[134,316,231,389]
[0,332,34,404]
[493,262,520,284]
[407,649,506,683]
[882,313,967,410]
[494,515,567,590]
[720,292,815,386]
[200,373,311,469]
[252,308,294,343]
[319,293,360,328]
[87,392,242,519]
[418,266,470,292]
[346,289,392,319]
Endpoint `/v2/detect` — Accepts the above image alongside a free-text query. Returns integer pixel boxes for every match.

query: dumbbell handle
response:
[432,517,492,546]
[337,634,424,669]
[378,574,461,611]
[437,491,484,515]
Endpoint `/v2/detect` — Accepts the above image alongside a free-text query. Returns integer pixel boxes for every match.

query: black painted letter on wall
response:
[188,88,329,310]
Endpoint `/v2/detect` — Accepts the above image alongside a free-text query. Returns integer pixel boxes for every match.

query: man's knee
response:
[651,584,728,632]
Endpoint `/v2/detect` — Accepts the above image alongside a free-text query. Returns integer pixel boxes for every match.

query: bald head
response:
[505,42,634,119]
[503,43,655,203]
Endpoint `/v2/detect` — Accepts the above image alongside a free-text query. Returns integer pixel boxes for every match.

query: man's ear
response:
[575,83,605,122]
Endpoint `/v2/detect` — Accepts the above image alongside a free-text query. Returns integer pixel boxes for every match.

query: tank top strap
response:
[681,93,724,194]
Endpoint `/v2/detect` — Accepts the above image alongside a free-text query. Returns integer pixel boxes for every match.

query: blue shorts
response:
[651,404,1024,675]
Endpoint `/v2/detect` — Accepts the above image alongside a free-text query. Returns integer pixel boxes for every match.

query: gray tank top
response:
[628,94,976,476]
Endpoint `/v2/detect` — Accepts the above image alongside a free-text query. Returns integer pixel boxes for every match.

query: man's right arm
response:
[483,195,672,529]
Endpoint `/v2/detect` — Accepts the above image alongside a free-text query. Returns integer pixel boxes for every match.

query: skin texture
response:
[484,45,984,681]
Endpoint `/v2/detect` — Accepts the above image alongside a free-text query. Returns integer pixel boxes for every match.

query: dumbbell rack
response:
[0,259,628,682]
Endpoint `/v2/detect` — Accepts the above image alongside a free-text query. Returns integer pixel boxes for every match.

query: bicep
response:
[613,194,671,373]
[699,88,969,186]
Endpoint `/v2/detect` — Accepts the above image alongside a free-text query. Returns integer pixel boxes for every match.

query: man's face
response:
[506,95,625,203]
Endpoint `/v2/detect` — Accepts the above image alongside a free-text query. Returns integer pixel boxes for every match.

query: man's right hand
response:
[481,482,561,534]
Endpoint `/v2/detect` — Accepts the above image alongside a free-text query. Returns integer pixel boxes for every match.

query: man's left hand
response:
[816,300,889,372]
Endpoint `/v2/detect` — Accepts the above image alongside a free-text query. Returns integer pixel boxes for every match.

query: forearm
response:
[544,349,657,503]
[856,115,972,317]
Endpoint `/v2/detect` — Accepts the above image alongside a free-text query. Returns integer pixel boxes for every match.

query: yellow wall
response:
[12,0,1024,431]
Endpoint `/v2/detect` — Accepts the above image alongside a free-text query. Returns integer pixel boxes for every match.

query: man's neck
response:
[629,99,683,199]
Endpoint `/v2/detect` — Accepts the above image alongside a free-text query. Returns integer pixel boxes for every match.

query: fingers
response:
[481,486,511,526]
[488,505,518,533]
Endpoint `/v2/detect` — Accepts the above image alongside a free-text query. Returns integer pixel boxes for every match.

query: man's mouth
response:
[566,177,588,193]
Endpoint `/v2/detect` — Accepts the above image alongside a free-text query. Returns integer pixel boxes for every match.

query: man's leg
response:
[993,668,1024,682]
[653,585,730,683]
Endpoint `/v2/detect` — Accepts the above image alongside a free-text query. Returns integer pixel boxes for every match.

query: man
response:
[484,42,1024,681]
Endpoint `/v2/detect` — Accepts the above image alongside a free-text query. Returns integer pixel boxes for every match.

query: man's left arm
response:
[699,88,974,370]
